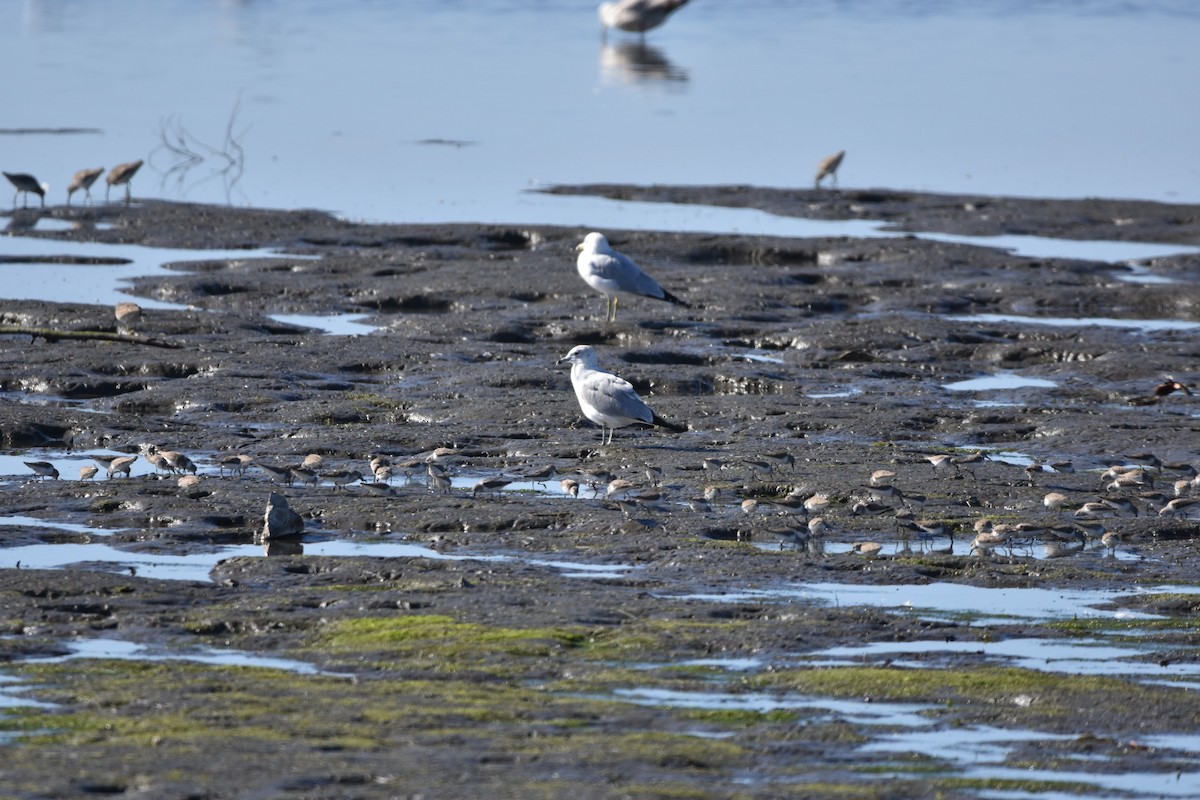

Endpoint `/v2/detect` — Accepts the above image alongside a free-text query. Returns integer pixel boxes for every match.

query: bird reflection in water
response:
[264,539,304,557]
[600,41,688,87]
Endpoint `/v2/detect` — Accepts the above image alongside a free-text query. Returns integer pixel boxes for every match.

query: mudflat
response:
[0,190,1198,798]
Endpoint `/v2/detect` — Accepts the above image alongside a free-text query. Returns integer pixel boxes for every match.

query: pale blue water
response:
[3,0,1198,225]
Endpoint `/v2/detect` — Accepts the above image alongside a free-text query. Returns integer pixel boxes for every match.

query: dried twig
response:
[0,326,182,349]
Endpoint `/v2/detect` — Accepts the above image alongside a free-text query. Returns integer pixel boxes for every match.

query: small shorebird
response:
[524,464,558,486]
[575,232,689,322]
[4,172,47,208]
[91,454,123,472]
[106,160,143,204]
[321,469,363,490]
[473,477,513,497]
[359,480,395,497]
[219,453,254,477]
[301,453,324,470]
[1043,491,1070,512]
[257,463,294,485]
[107,455,138,479]
[428,467,453,495]
[289,466,320,487]
[868,469,896,488]
[814,150,845,189]
[147,452,172,474]
[67,167,104,206]
[263,493,304,539]
[558,345,687,444]
[161,450,197,475]
[561,478,581,498]
[79,465,99,481]
[24,461,59,480]
[115,302,143,334]
[762,451,796,473]
[607,478,638,502]
[926,454,959,476]
[599,0,690,36]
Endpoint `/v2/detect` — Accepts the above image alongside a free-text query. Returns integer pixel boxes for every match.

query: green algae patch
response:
[749,665,1200,731]
[312,614,588,676]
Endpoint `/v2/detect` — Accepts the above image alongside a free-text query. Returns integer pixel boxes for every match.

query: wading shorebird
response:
[814,150,845,189]
[576,232,689,322]
[4,172,47,208]
[599,0,689,36]
[24,461,59,481]
[67,167,104,206]
[115,302,143,334]
[106,160,143,204]
[557,344,686,445]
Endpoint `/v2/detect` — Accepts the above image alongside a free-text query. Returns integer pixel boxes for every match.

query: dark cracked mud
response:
[0,194,1198,799]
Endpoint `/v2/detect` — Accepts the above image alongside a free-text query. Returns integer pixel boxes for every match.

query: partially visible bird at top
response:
[106,160,143,205]
[814,150,845,189]
[4,172,47,208]
[599,0,690,36]
[576,231,689,323]
[67,167,104,206]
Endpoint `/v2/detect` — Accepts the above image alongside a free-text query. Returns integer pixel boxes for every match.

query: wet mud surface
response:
[1,195,1199,798]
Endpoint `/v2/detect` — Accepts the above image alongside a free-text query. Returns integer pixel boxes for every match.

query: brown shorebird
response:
[67,167,104,206]
[106,160,143,204]
[814,150,845,189]
[115,302,143,334]
[4,172,46,208]
[599,0,690,35]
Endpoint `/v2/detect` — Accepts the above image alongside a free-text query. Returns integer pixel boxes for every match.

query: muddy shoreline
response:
[1,192,1199,798]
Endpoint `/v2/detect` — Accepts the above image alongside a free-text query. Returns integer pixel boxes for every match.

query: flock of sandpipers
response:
[20,433,1200,557]
[4,160,144,208]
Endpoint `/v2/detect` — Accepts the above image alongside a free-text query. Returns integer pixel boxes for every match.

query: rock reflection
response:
[600,42,688,87]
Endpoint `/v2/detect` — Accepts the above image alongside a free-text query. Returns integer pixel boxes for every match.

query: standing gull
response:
[599,0,690,35]
[576,231,688,322]
[557,345,686,444]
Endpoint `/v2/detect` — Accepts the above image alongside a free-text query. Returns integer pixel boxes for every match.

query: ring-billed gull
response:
[814,150,845,189]
[576,231,689,322]
[599,0,690,35]
[557,344,686,444]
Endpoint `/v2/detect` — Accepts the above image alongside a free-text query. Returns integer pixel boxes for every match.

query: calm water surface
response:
[3,0,1198,225]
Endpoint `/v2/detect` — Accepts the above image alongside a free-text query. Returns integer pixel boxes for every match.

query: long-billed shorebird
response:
[4,172,47,208]
[106,160,143,204]
[557,344,687,444]
[576,232,689,322]
[599,0,690,36]
[67,167,104,206]
[814,150,845,189]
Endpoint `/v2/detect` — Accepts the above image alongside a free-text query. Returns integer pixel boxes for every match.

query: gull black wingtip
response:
[662,289,691,308]
[653,413,688,433]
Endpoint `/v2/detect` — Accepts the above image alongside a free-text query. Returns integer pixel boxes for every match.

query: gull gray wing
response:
[580,371,655,424]
[588,251,666,300]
